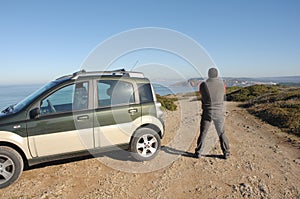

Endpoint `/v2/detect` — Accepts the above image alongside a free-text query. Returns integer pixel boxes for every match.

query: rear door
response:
[93,78,141,148]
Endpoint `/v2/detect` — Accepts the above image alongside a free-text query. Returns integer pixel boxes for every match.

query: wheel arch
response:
[0,141,29,168]
[137,123,163,138]
[129,123,162,149]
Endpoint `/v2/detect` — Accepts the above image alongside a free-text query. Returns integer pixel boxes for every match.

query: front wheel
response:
[130,128,161,161]
[0,146,24,189]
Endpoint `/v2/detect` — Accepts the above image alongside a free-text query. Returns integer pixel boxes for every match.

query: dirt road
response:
[0,97,299,198]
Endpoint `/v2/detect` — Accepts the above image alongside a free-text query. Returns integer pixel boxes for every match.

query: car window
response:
[138,83,154,103]
[97,80,135,107]
[40,82,88,115]
[73,82,89,110]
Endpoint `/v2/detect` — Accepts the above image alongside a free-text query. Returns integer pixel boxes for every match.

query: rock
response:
[195,187,201,192]
[258,183,268,194]
[293,159,300,165]
[266,173,273,179]
[239,183,254,198]
[232,184,239,193]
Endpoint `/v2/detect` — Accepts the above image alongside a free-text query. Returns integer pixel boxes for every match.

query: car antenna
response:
[128,60,139,71]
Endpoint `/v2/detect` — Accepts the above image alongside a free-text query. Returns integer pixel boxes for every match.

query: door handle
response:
[77,115,89,121]
[128,108,138,115]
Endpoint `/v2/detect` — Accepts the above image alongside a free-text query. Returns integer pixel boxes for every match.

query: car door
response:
[93,78,141,148]
[27,81,94,157]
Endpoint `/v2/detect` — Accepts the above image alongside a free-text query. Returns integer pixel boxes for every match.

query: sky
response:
[0,0,299,84]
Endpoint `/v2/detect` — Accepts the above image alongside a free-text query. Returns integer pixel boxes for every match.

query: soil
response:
[0,97,299,198]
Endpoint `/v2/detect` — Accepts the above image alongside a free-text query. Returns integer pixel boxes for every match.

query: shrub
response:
[226,85,278,102]
[228,85,300,136]
[226,86,242,94]
[156,94,178,111]
[242,86,300,136]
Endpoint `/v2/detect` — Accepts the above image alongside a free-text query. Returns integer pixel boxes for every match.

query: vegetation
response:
[157,84,300,135]
[227,85,300,136]
[226,86,242,95]
[226,84,278,102]
[156,94,178,111]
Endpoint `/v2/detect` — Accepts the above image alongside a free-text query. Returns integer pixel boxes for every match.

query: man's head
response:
[208,68,218,78]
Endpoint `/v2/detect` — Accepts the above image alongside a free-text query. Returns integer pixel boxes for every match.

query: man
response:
[195,68,230,159]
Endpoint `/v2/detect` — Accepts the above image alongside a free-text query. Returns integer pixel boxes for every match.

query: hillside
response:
[170,75,300,88]
[226,85,300,136]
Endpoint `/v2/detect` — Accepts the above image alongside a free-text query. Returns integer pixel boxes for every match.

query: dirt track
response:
[0,97,299,198]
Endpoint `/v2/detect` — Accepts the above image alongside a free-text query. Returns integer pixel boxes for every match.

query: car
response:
[0,69,164,188]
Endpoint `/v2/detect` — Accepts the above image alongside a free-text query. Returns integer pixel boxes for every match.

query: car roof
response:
[56,69,146,81]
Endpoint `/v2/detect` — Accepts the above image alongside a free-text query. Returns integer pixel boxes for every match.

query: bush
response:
[227,85,300,136]
[249,104,300,135]
[226,85,278,102]
[156,94,178,111]
[240,86,300,136]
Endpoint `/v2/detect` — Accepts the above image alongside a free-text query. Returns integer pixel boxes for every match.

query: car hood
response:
[0,109,15,117]
[0,112,8,118]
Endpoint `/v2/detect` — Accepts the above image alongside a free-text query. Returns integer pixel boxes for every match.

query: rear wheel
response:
[0,146,24,188]
[130,128,161,161]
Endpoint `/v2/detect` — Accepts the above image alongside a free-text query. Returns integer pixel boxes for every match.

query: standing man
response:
[195,68,230,159]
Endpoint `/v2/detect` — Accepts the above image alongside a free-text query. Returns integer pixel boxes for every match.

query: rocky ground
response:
[0,97,299,198]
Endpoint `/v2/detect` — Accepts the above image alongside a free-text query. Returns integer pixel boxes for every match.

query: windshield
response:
[12,81,58,112]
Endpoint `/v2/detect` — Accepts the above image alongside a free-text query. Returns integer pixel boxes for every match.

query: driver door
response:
[27,81,94,157]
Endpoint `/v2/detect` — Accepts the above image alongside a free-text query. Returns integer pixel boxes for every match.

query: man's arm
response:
[199,82,204,95]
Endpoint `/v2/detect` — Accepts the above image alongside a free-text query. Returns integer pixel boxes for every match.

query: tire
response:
[130,128,161,161]
[0,146,24,189]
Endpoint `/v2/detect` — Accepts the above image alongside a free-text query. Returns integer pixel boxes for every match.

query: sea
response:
[0,84,197,111]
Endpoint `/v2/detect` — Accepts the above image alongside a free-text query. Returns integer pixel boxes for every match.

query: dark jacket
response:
[200,77,225,112]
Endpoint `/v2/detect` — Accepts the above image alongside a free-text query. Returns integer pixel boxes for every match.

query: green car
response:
[0,70,164,188]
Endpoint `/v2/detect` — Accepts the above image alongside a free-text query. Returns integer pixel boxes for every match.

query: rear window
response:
[98,80,135,107]
[138,83,154,103]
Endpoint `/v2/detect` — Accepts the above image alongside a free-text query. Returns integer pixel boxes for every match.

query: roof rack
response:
[71,69,145,79]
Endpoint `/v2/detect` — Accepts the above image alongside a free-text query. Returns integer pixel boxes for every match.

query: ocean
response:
[0,84,197,111]
[0,84,43,111]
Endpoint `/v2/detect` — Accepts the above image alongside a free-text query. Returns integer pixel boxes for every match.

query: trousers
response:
[195,111,230,155]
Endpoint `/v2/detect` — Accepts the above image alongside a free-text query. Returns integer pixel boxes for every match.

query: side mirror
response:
[29,107,40,119]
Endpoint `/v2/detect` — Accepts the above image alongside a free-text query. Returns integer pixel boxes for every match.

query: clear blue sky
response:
[0,0,299,84]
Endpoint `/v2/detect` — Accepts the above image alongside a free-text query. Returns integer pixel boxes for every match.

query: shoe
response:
[224,152,230,159]
[194,152,202,159]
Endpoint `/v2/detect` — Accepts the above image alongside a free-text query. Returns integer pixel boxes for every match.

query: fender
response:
[0,131,32,159]
[140,115,164,136]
